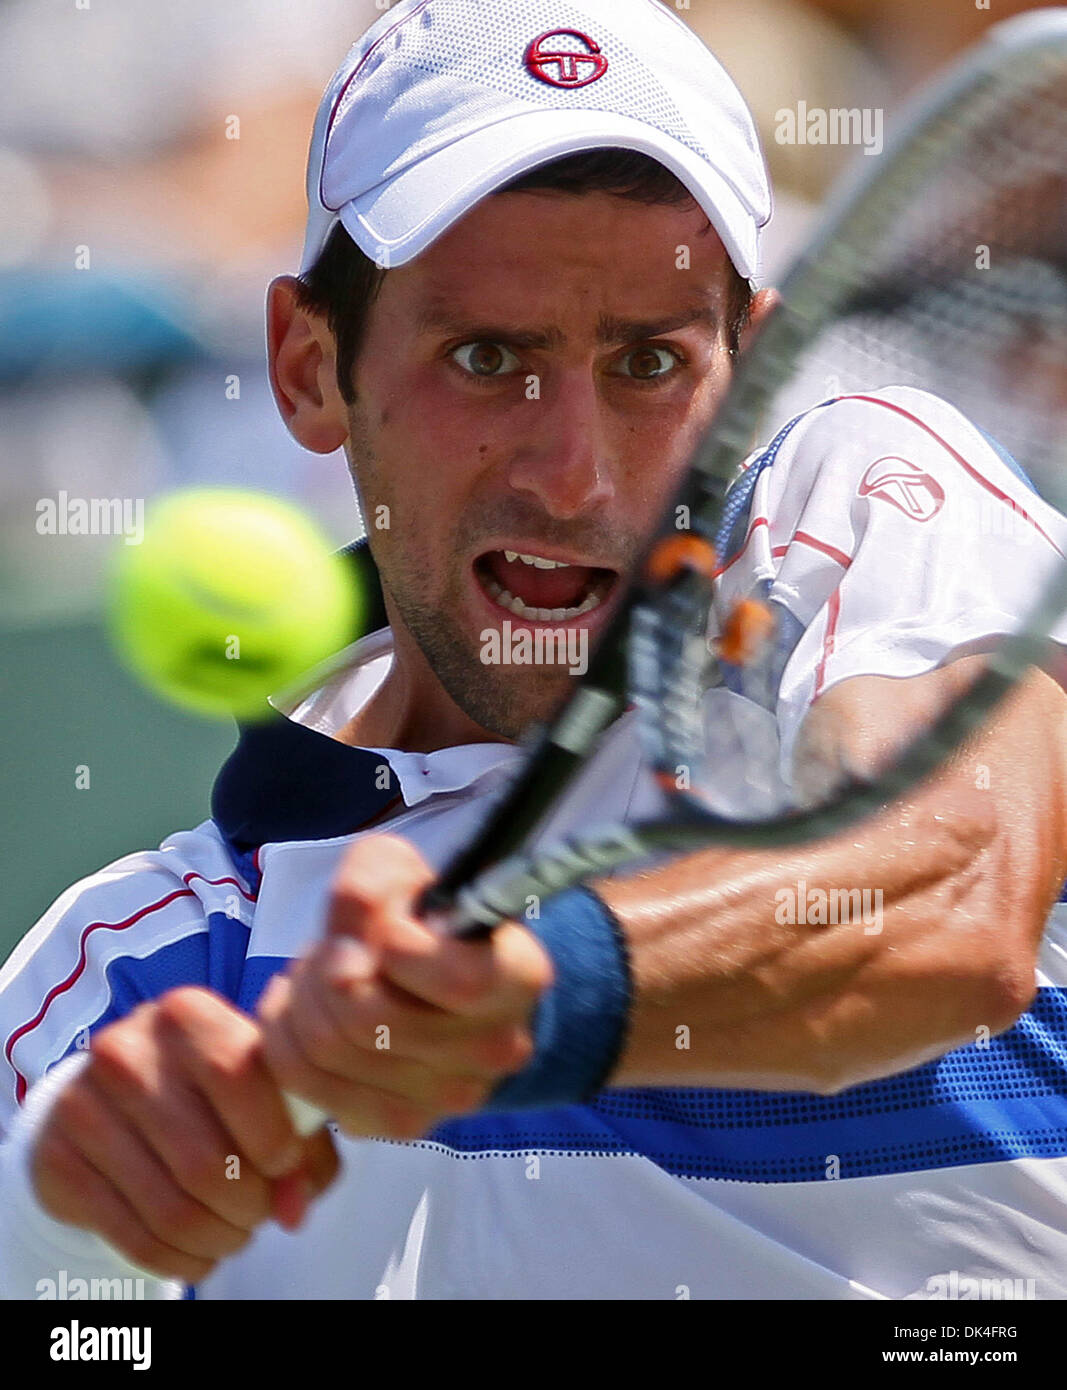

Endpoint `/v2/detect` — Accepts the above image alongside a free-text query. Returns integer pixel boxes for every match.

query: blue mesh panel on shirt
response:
[714,404,833,565]
[430,986,1067,1182]
[61,913,251,1055]
[238,954,293,1016]
[712,404,833,707]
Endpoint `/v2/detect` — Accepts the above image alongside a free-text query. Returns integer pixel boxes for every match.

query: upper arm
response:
[792,653,992,798]
[797,659,1067,956]
[721,388,1067,776]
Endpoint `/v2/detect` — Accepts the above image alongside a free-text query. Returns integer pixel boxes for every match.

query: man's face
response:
[345,190,740,738]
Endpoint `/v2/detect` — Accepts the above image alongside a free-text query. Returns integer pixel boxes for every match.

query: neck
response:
[334,626,509,754]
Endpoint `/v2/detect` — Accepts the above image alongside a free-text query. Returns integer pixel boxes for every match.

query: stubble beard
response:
[381,565,575,740]
[350,441,577,741]
[349,421,637,742]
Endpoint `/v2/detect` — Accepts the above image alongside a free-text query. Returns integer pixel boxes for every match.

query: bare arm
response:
[601,660,1067,1092]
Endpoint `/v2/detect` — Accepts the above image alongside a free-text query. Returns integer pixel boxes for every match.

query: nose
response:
[505,369,616,520]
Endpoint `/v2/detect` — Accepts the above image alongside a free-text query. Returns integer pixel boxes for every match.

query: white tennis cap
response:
[300,0,772,279]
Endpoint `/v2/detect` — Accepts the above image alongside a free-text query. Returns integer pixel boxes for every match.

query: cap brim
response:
[330,108,763,280]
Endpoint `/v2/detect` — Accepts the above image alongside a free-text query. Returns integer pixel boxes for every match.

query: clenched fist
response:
[257,835,553,1140]
[32,989,338,1283]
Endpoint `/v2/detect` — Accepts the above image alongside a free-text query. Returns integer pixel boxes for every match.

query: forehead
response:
[388,190,734,318]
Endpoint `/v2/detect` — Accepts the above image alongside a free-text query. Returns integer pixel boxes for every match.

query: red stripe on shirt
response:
[182,873,257,902]
[814,588,843,699]
[4,888,197,1105]
[714,516,768,578]
[792,531,853,569]
[771,535,852,566]
[844,394,1065,559]
[721,521,852,577]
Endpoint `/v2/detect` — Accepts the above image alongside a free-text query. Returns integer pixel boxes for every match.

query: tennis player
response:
[3,0,1067,1300]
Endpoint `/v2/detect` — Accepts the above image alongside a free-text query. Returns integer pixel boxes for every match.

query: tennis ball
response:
[109,489,360,721]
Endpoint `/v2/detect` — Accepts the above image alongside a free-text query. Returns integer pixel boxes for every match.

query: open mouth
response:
[473,548,618,623]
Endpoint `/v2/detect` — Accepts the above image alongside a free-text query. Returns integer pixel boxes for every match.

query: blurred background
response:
[0,0,1056,958]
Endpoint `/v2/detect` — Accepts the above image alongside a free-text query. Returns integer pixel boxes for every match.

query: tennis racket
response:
[285,9,1067,1135]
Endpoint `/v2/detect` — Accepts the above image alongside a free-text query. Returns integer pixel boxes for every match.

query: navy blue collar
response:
[210,541,399,852]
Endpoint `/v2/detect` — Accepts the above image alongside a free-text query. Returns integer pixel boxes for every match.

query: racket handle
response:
[283,1090,329,1137]
[418,883,496,940]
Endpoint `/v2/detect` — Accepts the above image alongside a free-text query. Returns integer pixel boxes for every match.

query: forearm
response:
[597,667,1067,1093]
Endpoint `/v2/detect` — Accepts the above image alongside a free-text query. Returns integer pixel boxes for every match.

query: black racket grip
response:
[417,881,495,940]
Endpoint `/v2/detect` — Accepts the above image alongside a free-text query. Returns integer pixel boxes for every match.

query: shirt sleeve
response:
[0,821,256,1299]
[718,386,1067,770]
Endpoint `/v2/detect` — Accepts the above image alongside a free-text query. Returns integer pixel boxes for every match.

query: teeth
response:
[501,550,572,570]
[487,583,602,622]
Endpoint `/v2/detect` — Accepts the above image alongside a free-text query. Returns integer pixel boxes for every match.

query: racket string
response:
[630,41,1067,828]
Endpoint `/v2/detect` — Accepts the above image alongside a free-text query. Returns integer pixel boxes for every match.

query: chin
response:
[451,660,577,740]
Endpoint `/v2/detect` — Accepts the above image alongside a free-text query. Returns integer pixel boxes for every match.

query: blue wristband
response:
[486,885,632,1111]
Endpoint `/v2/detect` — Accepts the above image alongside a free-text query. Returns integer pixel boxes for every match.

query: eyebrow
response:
[597,304,724,344]
[415,301,724,348]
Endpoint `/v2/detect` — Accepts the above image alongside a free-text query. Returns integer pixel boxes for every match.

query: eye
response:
[616,345,683,380]
[451,342,522,377]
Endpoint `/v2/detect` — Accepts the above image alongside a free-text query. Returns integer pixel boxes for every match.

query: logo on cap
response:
[525,30,608,89]
[858,456,945,522]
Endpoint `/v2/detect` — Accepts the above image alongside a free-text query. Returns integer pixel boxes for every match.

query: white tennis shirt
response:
[3,387,1067,1300]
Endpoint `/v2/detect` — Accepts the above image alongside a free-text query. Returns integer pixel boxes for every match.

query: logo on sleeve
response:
[858,456,945,522]
[525,30,608,88]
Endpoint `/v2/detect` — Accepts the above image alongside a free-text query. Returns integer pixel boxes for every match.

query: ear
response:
[266,276,350,454]
[738,287,781,356]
